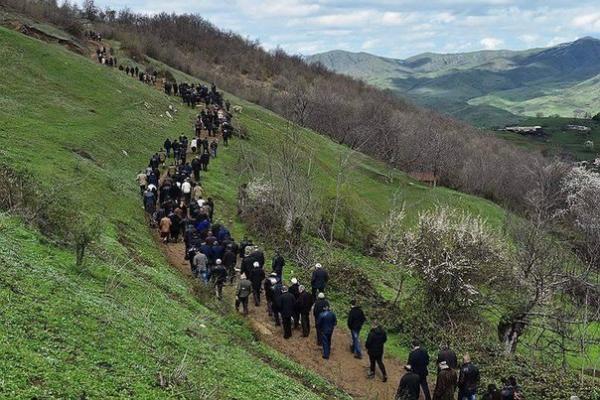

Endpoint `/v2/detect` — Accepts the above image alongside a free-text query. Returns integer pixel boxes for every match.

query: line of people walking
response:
[131,66,528,400]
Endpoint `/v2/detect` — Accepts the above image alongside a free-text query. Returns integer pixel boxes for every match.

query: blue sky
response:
[90,0,600,58]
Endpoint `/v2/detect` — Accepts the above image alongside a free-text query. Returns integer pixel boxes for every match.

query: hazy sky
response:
[90,1,600,58]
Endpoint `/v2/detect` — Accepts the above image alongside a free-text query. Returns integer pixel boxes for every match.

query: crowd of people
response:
[128,59,528,400]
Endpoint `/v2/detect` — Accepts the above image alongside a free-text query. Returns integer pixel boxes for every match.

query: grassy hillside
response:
[0,26,351,399]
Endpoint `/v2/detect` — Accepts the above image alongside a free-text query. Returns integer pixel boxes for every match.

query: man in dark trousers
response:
[288,278,300,329]
[272,251,285,281]
[347,299,366,359]
[316,305,337,359]
[311,263,329,299]
[313,292,329,346]
[223,245,237,284]
[164,138,172,158]
[278,286,296,339]
[437,344,458,371]
[396,365,421,400]
[296,285,313,337]
[211,259,227,300]
[365,321,388,382]
[235,274,252,315]
[264,274,277,317]
[457,354,480,400]
[407,339,431,400]
[271,278,283,326]
[249,261,265,306]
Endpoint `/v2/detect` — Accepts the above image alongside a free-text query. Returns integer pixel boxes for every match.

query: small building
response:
[409,171,438,187]
[566,124,591,132]
[501,126,543,135]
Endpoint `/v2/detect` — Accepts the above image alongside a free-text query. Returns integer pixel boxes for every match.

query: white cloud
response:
[572,12,600,31]
[361,39,380,50]
[518,34,540,45]
[307,10,376,27]
[480,37,504,50]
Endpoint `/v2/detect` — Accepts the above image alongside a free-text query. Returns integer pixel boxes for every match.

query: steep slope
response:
[0,26,349,399]
[308,37,600,126]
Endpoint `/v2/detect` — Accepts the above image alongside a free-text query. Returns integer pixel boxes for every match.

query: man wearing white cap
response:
[289,278,300,329]
[313,292,329,346]
[235,273,252,315]
[278,286,296,339]
[311,263,329,299]
[249,261,265,306]
[433,360,457,400]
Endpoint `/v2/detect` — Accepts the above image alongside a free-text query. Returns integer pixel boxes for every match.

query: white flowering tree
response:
[379,206,506,316]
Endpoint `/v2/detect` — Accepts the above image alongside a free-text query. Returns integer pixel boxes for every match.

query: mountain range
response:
[307,37,600,127]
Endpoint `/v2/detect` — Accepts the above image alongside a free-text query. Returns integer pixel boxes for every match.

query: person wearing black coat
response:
[366,322,388,381]
[407,339,432,400]
[347,300,366,359]
[313,293,329,346]
[272,252,285,280]
[396,365,421,400]
[277,287,296,339]
[288,278,300,328]
[249,263,265,306]
[436,345,458,371]
[222,247,237,283]
[311,263,329,299]
[211,260,227,300]
[264,275,276,317]
[164,138,172,158]
[295,285,313,337]
[271,281,283,326]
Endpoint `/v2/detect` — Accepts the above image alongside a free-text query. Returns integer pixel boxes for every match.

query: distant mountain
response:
[307,37,600,127]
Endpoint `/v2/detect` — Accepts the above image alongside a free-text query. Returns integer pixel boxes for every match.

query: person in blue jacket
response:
[317,305,337,359]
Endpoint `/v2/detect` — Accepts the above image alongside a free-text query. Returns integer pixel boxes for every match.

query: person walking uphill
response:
[277,286,296,339]
[313,292,329,346]
[236,274,252,315]
[316,305,337,360]
[433,361,457,400]
[365,322,388,382]
[347,299,366,359]
[396,365,421,400]
[311,263,329,299]
[457,354,480,400]
[296,285,313,337]
[408,339,432,400]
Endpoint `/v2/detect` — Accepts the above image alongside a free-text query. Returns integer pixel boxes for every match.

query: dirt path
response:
[149,92,411,399]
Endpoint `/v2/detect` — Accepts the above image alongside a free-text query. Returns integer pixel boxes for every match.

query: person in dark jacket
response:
[271,280,283,326]
[223,245,237,283]
[483,384,502,400]
[277,286,296,339]
[365,322,388,381]
[437,344,458,371]
[311,263,329,299]
[457,354,480,400]
[347,299,366,359]
[296,285,313,337]
[164,138,172,158]
[407,339,432,400]
[272,252,285,281]
[288,278,300,328]
[235,274,252,315]
[249,262,265,306]
[211,259,227,300]
[316,305,337,359]
[396,365,421,400]
[264,274,276,316]
[433,361,457,400]
[313,292,329,346]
